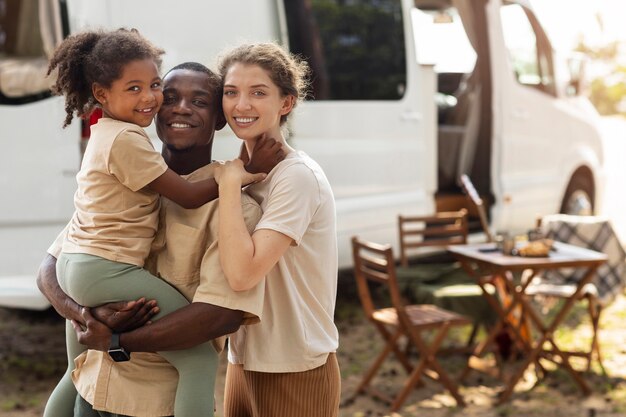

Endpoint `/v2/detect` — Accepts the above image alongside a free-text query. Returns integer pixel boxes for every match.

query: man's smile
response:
[167,120,197,129]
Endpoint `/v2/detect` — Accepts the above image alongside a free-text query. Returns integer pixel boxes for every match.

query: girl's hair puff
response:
[47,28,165,127]
[218,42,310,125]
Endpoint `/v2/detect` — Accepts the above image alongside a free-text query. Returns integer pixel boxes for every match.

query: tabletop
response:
[447,241,608,271]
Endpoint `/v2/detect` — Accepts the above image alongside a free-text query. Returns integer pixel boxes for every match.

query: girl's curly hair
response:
[47,28,165,127]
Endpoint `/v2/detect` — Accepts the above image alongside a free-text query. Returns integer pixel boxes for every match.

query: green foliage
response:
[589,73,626,116]
[313,1,406,99]
[285,0,407,100]
[575,39,626,116]
[575,40,619,61]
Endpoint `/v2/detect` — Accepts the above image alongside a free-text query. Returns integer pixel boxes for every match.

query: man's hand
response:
[91,298,159,333]
[242,135,285,174]
[72,308,114,352]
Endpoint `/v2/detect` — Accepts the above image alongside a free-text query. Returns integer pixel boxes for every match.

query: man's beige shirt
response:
[49,163,264,417]
[63,118,168,267]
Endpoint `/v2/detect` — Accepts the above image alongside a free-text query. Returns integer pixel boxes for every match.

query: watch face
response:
[109,348,131,362]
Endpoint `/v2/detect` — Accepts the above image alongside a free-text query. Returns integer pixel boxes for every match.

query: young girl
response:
[214,43,341,417]
[44,29,256,417]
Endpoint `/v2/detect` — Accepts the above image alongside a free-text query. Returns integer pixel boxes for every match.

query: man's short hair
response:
[165,62,222,111]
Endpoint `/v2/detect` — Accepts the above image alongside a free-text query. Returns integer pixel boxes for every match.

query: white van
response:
[0,0,604,309]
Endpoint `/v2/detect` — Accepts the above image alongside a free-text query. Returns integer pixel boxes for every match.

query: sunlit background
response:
[2,2,626,416]
[525,1,626,244]
[533,0,626,116]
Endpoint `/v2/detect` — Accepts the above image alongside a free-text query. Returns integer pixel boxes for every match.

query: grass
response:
[338,291,626,417]
[2,290,626,416]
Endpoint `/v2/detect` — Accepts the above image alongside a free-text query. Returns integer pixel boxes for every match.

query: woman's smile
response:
[234,116,258,124]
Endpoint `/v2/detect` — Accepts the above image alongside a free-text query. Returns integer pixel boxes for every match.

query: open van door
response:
[422,0,603,235]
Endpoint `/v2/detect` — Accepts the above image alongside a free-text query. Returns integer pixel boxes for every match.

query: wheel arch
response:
[559,165,596,215]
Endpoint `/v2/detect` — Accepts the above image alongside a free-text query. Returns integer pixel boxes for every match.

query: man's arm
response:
[39,253,243,350]
[74,302,244,352]
[37,254,82,321]
[122,303,243,351]
[241,135,285,174]
[36,254,158,331]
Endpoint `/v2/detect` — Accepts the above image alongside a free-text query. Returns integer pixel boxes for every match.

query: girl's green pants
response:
[43,253,217,417]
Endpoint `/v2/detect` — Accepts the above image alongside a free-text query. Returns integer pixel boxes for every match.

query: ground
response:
[2,290,626,417]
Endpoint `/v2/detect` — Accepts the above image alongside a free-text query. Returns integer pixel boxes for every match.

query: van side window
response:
[499,3,556,96]
[283,0,406,100]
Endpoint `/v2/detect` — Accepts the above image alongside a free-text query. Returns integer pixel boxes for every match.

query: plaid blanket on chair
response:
[540,214,626,306]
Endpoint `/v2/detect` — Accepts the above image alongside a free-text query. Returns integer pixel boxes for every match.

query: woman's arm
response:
[216,159,292,291]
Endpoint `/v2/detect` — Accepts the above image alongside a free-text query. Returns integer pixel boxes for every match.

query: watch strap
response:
[108,332,130,362]
[110,332,121,349]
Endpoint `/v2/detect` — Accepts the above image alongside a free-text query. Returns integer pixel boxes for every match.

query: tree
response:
[575,37,626,117]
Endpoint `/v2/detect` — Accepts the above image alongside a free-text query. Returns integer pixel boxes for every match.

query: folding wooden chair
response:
[398,209,468,267]
[351,236,470,410]
[397,210,489,347]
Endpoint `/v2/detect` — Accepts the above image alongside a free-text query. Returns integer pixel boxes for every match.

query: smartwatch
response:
[108,332,131,362]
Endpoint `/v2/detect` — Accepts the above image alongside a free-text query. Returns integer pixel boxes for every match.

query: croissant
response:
[517,238,554,257]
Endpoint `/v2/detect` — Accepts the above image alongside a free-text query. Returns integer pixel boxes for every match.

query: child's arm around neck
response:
[147,167,265,209]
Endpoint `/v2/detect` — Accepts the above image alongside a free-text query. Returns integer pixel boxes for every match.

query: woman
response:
[214,42,341,417]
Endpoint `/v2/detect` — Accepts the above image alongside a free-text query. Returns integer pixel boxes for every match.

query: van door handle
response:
[400,111,422,121]
[512,109,529,119]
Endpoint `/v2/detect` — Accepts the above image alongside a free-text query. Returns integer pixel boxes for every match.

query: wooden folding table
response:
[447,242,607,403]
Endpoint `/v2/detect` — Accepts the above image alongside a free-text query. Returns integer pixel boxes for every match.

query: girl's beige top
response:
[62,118,168,267]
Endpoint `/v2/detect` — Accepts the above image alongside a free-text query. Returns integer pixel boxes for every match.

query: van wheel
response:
[560,171,594,215]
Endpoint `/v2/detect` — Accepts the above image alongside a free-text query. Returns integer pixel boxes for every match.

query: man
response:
[37,62,283,417]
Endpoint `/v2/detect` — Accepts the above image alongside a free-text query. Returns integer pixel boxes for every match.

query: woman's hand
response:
[215,159,265,188]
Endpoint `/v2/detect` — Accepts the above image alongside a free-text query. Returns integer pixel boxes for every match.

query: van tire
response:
[560,170,594,215]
